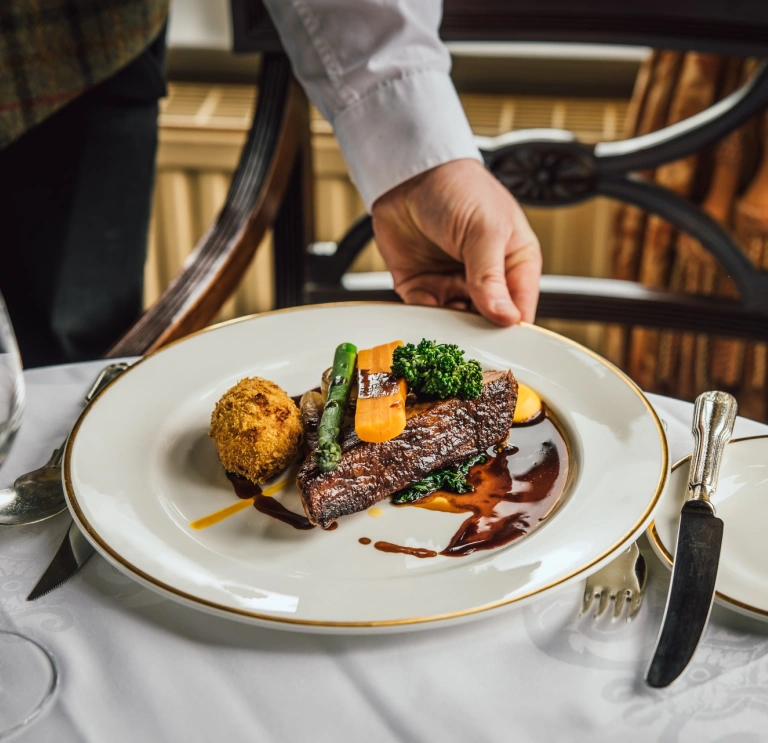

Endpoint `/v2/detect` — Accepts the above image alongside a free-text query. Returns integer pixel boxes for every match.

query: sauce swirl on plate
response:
[226,472,315,530]
[368,406,568,557]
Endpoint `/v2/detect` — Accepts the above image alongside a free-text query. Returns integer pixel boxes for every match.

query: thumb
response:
[461,230,521,326]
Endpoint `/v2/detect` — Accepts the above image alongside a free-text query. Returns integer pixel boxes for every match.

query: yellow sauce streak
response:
[189,478,289,530]
[262,479,289,497]
[413,494,472,514]
[190,498,253,530]
[368,507,384,518]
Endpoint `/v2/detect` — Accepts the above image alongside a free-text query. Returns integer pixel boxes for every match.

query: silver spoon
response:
[0,363,129,525]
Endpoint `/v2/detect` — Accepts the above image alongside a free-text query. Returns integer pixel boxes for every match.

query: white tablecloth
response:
[3,359,768,743]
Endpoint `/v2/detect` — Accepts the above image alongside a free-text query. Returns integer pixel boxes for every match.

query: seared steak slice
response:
[297,370,517,527]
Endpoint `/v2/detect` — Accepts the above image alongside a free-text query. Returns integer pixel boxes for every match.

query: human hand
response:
[371,159,541,325]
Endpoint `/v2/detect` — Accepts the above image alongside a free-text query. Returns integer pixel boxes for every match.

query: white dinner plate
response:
[647,436,768,622]
[64,303,668,633]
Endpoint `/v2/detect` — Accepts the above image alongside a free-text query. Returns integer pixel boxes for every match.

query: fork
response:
[581,542,648,622]
[0,363,128,525]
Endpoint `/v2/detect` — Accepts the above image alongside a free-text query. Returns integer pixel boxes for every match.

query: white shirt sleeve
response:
[261,0,482,212]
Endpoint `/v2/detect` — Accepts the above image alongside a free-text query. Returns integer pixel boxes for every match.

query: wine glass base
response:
[0,632,57,739]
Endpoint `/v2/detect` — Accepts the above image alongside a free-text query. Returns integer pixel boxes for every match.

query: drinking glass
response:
[0,292,58,738]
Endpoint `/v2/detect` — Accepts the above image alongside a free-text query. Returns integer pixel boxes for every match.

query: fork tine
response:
[581,585,597,616]
[594,589,611,620]
[581,545,647,623]
[628,588,645,621]
[612,590,629,622]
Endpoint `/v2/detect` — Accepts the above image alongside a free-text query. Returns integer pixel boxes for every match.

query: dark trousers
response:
[0,29,166,368]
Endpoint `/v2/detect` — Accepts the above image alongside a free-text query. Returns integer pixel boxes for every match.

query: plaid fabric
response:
[0,0,168,148]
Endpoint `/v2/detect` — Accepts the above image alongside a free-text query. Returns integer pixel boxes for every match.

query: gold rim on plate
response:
[64,302,669,628]
[647,435,768,619]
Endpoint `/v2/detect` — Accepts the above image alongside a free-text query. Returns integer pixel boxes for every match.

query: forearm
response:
[261,0,481,210]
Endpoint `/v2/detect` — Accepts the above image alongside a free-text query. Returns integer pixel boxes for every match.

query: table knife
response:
[26,363,128,601]
[646,390,738,688]
[27,520,94,600]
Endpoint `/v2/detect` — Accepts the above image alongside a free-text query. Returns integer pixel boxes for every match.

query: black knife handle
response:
[689,391,738,505]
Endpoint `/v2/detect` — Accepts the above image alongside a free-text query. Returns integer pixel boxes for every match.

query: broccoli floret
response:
[391,339,483,400]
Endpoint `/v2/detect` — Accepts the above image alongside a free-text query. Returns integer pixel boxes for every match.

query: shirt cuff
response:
[331,70,482,211]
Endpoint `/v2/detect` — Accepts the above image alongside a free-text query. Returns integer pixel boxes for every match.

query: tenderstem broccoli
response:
[391,339,483,400]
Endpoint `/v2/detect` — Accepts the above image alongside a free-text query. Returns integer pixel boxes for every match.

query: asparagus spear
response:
[315,342,357,472]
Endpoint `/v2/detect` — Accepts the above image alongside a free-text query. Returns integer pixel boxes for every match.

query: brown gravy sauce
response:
[358,537,372,545]
[373,407,568,558]
[225,472,315,531]
[373,541,438,559]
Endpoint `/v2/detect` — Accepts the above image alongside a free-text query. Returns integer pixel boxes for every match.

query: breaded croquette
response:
[209,377,303,483]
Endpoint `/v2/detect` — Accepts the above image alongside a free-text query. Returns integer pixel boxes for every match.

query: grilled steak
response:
[297,370,518,527]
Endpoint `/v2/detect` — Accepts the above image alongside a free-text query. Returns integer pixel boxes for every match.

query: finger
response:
[395,272,469,309]
[462,232,521,326]
[396,285,439,307]
[505,243,542,324]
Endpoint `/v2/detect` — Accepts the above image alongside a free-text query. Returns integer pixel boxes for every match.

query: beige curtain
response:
[608,53,768,420]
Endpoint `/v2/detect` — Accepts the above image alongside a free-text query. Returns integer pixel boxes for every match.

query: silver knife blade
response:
[646,390,737,688]
[27,521,94,601]
[646,501,723,687]
[24,363,129,599]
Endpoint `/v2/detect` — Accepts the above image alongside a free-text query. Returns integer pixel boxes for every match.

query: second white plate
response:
[648,436,768,622]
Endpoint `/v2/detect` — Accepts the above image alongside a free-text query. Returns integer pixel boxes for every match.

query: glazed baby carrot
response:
[355,340,408,443]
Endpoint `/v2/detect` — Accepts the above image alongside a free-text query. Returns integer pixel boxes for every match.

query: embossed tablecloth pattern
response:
[2,360,768,743]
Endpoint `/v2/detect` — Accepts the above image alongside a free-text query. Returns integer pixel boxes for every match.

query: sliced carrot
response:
[355,340,407,443]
